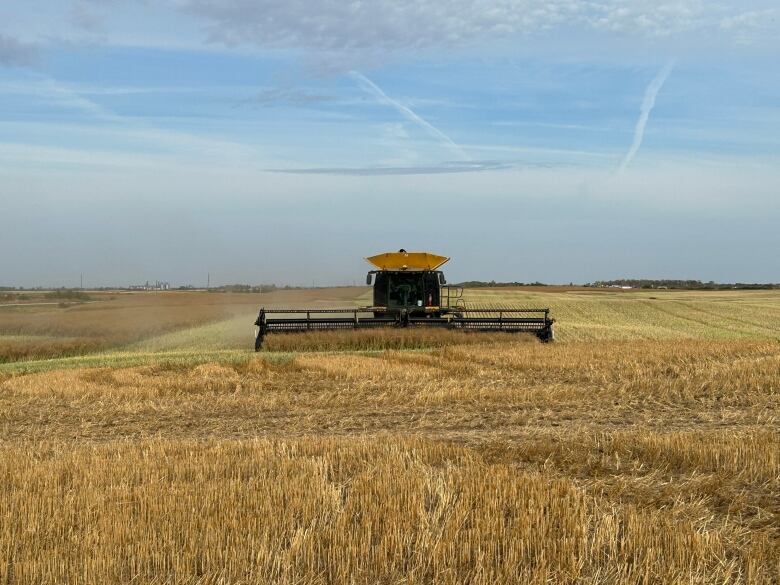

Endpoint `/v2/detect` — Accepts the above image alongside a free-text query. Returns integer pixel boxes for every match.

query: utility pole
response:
[207,273,210,289]
[80,273,83,290]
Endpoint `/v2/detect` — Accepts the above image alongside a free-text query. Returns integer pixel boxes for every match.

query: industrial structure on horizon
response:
[129,280,171,291]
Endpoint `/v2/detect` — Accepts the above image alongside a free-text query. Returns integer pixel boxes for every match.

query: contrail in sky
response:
[349,70,470,161]
[619,61,675,172]
[23,72,258,159]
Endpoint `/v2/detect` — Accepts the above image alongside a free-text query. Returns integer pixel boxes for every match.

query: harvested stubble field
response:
[0,288,358,364]
[1,288,779,583]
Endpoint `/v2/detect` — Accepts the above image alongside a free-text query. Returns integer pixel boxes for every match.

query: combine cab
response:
[254,250,554,350]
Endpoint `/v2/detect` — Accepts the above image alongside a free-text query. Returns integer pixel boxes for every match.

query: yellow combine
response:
[254,250,554,350]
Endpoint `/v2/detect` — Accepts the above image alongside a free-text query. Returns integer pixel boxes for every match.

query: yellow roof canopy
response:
[366,251,450,271]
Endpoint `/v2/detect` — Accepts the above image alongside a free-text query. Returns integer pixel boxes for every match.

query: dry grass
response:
[1,338,778,583]
[5,436,775,585]
[0,337,103,362]
[263,328,539,351]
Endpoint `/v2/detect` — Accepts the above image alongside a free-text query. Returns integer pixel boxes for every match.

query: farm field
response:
[462,287,780,342]
[3,286,780,370]
[1,288,779,583]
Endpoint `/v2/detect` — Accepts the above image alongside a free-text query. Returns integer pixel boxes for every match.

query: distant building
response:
[129,280,170,291]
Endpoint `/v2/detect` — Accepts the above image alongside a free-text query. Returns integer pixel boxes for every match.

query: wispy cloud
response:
[181,1,765,53]
[0,34,39,67]
[69,0,104,32]
[30,73,123,122]
[720,8,780,44]
[619,61,675,172]
[350,71,470,161]
[3,73,268,164]
[263,159,577,176]
[238,87,335,108]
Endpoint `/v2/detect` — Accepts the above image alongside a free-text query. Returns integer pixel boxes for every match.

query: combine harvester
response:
[254,250,554,350]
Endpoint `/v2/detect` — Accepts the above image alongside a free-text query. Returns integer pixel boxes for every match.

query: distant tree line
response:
[207,284,302,293]
[452,279,780,290]
[44,289,92,301]
[588,279,780,290]
[455,281,549,288]
[0,288,92,301]
[1,284,295,293]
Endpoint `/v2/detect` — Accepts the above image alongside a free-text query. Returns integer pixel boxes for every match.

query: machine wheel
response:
[537,325,554,343]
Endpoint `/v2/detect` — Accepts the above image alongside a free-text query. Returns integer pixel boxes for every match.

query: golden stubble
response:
[1,338,778,583]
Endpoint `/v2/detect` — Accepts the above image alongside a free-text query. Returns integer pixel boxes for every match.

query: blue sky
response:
[1,1,778,286]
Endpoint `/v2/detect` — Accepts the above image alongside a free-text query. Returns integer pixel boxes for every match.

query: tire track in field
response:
[665,301,780,335]
[638,301,752,336]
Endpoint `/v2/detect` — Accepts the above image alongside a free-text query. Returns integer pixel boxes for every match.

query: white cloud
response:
[720,8,780,44]
[721,8,779,31]
[7,1,776,63]
[180,0,774,53]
